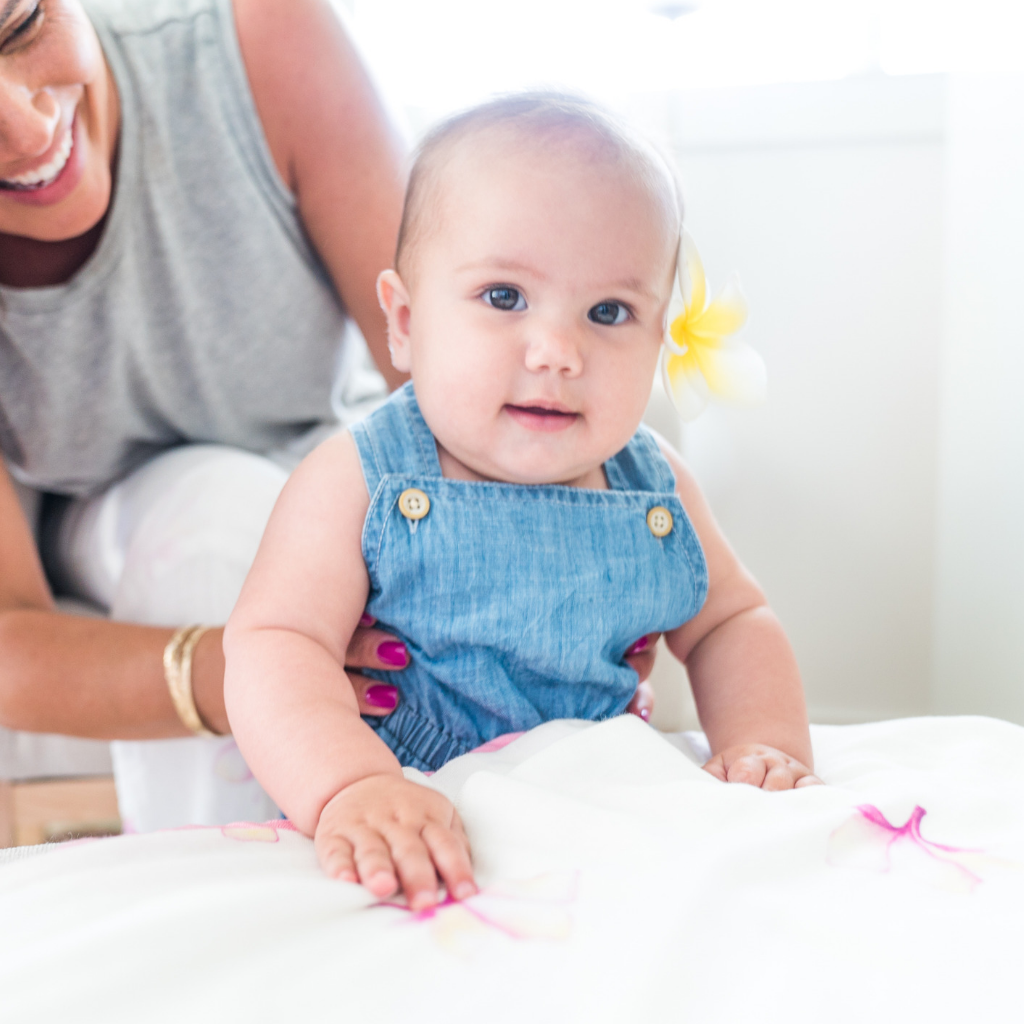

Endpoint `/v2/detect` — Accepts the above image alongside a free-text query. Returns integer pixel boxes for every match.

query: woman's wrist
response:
[188,626,229,736]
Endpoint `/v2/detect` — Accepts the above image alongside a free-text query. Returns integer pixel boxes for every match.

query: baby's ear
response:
[376,269,412,373]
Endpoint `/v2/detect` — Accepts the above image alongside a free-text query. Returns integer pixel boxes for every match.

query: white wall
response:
[397,69,1024,730]
[637,76,948,724]
[931,76,1024,723]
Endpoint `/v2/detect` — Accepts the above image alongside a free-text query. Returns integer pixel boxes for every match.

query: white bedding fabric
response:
[2,714,1023,1023]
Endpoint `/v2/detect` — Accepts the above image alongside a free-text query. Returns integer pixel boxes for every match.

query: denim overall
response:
[351,383,708,772]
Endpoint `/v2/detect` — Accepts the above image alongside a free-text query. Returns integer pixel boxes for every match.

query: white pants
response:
[49,445,289,832]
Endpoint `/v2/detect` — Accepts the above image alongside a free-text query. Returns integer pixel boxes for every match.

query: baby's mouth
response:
[0,125,75,192]
[504,403,580,432]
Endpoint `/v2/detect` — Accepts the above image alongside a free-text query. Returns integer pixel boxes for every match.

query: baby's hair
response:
[394,92,683,281]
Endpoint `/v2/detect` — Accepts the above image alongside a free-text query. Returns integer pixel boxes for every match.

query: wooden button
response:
[398,488,430,521]
[646,506,673,538]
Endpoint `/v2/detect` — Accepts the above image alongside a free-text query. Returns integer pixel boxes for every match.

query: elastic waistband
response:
[366,703,474,773]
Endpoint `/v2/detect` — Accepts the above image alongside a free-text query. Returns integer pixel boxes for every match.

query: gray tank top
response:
[0,0,378,496]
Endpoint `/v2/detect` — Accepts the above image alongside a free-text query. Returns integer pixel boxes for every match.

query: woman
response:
[0,0,655,831]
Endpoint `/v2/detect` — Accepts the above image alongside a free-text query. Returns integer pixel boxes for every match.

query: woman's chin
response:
[0,178,111,242]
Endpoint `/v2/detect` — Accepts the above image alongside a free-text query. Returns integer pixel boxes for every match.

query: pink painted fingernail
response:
[359,613,375,628]
[365,685,398,710]
[640,708,651,722]
[377,641,408,667]
[628,636,649,655]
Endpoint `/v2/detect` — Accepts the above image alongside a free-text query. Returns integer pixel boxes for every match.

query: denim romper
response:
[351,383,709,772]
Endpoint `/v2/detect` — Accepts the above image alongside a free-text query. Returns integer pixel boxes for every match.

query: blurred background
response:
[5,0,1022,845]
[342,0,1024,728]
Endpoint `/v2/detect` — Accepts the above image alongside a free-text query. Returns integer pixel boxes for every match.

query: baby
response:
[224,94,818,911]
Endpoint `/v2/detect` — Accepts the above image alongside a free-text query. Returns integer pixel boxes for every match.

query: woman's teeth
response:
[0,128,74,190]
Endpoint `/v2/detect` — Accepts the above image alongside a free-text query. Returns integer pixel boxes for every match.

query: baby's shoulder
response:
[348,384,427,487]
[296,430,367,498]
[606,424,680,494]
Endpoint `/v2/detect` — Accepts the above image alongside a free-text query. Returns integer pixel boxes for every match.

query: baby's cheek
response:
[593,375,651,451]
[609,342,659,402]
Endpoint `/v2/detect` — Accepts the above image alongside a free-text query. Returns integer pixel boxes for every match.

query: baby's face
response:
[382,141,677,487]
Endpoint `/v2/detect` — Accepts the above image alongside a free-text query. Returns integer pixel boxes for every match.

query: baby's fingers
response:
[702,754,728,782]
[387,828,443,911]
[315,832,359,884]
[762,762,801,791]
[349,827,401,899]
[703,745,823,790]
[725,755,768,787]
[762,761,823,790]
[794,771,824,788]
[423,817,477,901]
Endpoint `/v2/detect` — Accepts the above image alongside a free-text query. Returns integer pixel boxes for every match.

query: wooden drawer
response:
[0,777,121,847]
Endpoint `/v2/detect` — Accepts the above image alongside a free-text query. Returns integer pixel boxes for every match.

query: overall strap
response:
[350,383,443,494]
[604,424,678,494]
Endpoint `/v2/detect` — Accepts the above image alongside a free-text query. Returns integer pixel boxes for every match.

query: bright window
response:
[346,0,1015,119]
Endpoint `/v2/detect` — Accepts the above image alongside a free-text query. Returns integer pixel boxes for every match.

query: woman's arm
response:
[0,458,213,738]
[656,441,817,783]
[233,0,407,390]
[0,457,404,738]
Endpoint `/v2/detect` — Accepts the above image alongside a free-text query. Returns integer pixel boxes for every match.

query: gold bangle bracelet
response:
[163,625,219,737]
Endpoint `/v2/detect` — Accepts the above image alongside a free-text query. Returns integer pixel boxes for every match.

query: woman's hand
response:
[703,743,822,790]
[194,614,406,734]
[624,633,661,722]
[345,614,406,716]
[315,773,477,910]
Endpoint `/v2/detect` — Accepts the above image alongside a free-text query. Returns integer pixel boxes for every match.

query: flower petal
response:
[664,287,689,354]
[691,340,767,404]
[689,276,748,339]
[666,315,691,355]
[680,230,706,316]
[662,348,709,421]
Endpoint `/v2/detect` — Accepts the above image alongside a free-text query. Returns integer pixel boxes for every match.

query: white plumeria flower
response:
[661,231,767,421]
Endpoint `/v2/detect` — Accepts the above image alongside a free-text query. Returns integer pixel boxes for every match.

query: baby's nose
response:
[524,324,584,375]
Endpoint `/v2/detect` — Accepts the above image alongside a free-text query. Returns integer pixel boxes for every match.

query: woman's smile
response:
[0,112,85,206]
[0,0,119,241]
[1,121,74,189]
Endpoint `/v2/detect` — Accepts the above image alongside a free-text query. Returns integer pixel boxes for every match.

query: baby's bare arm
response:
[655,440,817,786]
[224,433,394,828]
[224,434,476,903]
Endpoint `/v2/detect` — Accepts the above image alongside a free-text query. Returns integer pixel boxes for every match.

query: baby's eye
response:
[483,286,526,312]
[588,302,630,326]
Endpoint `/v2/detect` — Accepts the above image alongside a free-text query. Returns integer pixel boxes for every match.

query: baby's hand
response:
[314,774,477,910]
[703,744,822,790]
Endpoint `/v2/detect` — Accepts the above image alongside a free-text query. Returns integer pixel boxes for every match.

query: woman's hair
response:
[394,92,682,280]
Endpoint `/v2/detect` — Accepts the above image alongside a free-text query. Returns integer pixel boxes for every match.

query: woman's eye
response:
[483,287,526,312]
[2,2,43,51]
[588,302,630,326]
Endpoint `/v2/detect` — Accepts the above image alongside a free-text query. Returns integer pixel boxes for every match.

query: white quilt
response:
[2,715,1023,1023]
